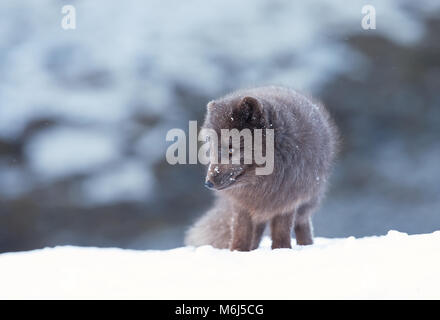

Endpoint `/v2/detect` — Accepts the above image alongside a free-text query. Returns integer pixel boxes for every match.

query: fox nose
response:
[204,180,214,189]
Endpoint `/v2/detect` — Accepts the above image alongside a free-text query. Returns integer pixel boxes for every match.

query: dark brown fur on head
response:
[185,86,339,251]
[203,96,267,191]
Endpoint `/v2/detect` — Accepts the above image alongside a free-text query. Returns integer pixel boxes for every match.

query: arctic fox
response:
[185,86,339,251]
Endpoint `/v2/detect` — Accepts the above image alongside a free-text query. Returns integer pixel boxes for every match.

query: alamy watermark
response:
[60,5,376,32]
[165,121,274,176]
[361,5,376,30]
[61,5,76,30]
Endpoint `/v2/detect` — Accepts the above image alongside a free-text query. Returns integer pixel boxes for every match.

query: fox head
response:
[202,95,272,191]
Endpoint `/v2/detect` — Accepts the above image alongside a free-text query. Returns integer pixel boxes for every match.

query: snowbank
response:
[0,230,439,299]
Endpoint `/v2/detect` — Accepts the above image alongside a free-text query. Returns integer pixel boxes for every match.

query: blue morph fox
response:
[185,86,339,251]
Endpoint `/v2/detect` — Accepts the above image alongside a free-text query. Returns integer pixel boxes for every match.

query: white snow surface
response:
[0,230,439,299]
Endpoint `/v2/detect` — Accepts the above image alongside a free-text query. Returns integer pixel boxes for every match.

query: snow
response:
[134,125,173,165]
[1,0,438,139]
[1,230,439,299]
[25,127,120,179]
[80,160,154,205]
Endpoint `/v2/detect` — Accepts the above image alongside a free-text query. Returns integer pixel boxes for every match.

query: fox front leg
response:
[250,222,266,250]
[230,210,253,251]
[270,212,294,249]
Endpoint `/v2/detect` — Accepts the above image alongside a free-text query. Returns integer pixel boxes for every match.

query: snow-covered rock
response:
[80,159,154,205]
[0,231,439,299]
[25,127,120,179]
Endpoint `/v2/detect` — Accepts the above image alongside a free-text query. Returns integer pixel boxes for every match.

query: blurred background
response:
[0,0,439,253]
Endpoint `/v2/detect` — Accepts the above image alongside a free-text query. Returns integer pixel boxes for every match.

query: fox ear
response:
[237,96,264,126]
